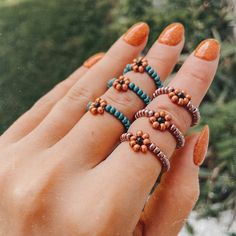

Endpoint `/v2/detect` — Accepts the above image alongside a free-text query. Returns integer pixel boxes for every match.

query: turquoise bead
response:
[105,105,112,111]
[86,102,92,111]
[152,72,157,77]
[137,89,143,96]
[107,78,115,88]
[146,65,151,71]
[110,107,116,114]
[114,110,120,117]
[144,98,150,104]
[133,86,139,92]
[122,117,127,123]
[118,113,124,120]
[129,82,135,89]
[148,68,154,74]
[141,93,147,99]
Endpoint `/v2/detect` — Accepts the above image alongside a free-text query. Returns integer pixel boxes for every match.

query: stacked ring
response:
[88,98,131,131]
[123,57,163,89]
[120,130,170,172]
[135,109,185,149]
[107,75,151,105]
[152,87,200,126]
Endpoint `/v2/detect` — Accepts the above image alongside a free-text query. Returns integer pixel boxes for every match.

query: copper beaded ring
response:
[87,98,131,131]
[107,75,151,105]
[123,57,163,89]
[120,130,170,172]
[135,109,185,149]
[152,87,200,126]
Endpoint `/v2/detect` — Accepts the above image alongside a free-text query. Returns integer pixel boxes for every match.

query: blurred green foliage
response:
[0,0,235,226]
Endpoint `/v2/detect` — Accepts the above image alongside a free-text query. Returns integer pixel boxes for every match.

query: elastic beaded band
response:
[107,75,151,105]
[135,109,185,149]
[88,98,131,131]
[123,57,163,89]
[120,130,170,172]
[152,87,200,126]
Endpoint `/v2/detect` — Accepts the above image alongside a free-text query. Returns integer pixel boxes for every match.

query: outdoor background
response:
[0,0,235,235]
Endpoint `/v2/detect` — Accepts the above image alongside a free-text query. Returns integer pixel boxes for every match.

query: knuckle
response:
[187,68,208,84]
[106,50,130,65]
[54,79,73,93]
[149,55,169,69]
[65,84,92,105]
[33,93,55,109]
[104,89,138,114]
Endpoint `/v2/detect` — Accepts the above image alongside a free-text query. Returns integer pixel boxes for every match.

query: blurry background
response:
[0,0,235,235]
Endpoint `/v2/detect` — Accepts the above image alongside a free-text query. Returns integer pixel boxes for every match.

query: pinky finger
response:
[0,52,104,147]
[134,125,209,236]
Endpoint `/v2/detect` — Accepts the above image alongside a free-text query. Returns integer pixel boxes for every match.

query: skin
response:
[0,22,219,235]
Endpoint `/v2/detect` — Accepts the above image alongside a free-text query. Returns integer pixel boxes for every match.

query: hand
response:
[0,22,219,235]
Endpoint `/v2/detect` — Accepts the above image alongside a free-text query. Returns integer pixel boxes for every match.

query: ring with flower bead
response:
[135,109,185,149]
[107,75,151,105]
[123,57,163,89]
[152,87,200,126]
[120,130,170,172]
[87,98,131,131]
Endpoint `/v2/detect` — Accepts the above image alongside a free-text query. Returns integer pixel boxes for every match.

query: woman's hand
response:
[0,22,219,235]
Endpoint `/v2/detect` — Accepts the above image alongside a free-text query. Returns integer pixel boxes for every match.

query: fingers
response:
[0,53,105,147]
[134,126,209,236]
[96,39,219,229]
[55,23,185,168]
[21,22,149,148]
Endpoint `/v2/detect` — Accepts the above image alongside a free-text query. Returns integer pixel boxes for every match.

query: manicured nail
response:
[123,22,149,46]
[83,52,105,68]
[193,125,209,166]
[158,22,184,46]
[194,39,220,61]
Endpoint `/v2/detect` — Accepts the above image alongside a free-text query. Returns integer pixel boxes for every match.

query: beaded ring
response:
[107,75,151,105]
[120,130,170,172]
[152,87,200,126]
[135,109,185,149]
[88,98,131,131]
[123,57,163,89]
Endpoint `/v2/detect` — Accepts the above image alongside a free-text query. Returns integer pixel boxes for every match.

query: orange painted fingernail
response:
[194,125,209,166]
[194,39,220,61]
[123,22,149,46]
[158,22,184,46]
[83,52,105,68]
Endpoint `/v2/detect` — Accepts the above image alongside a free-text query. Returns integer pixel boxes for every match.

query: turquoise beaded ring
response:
[123,57,163,89]
[107,75,151,105]
[87,98,131,131]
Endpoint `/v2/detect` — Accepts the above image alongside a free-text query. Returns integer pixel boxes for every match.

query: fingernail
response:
[194,39,220,61]
[193,125,210,166]
[158,22,184,46]
[123,22,149,46]
[83,52,105,68]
